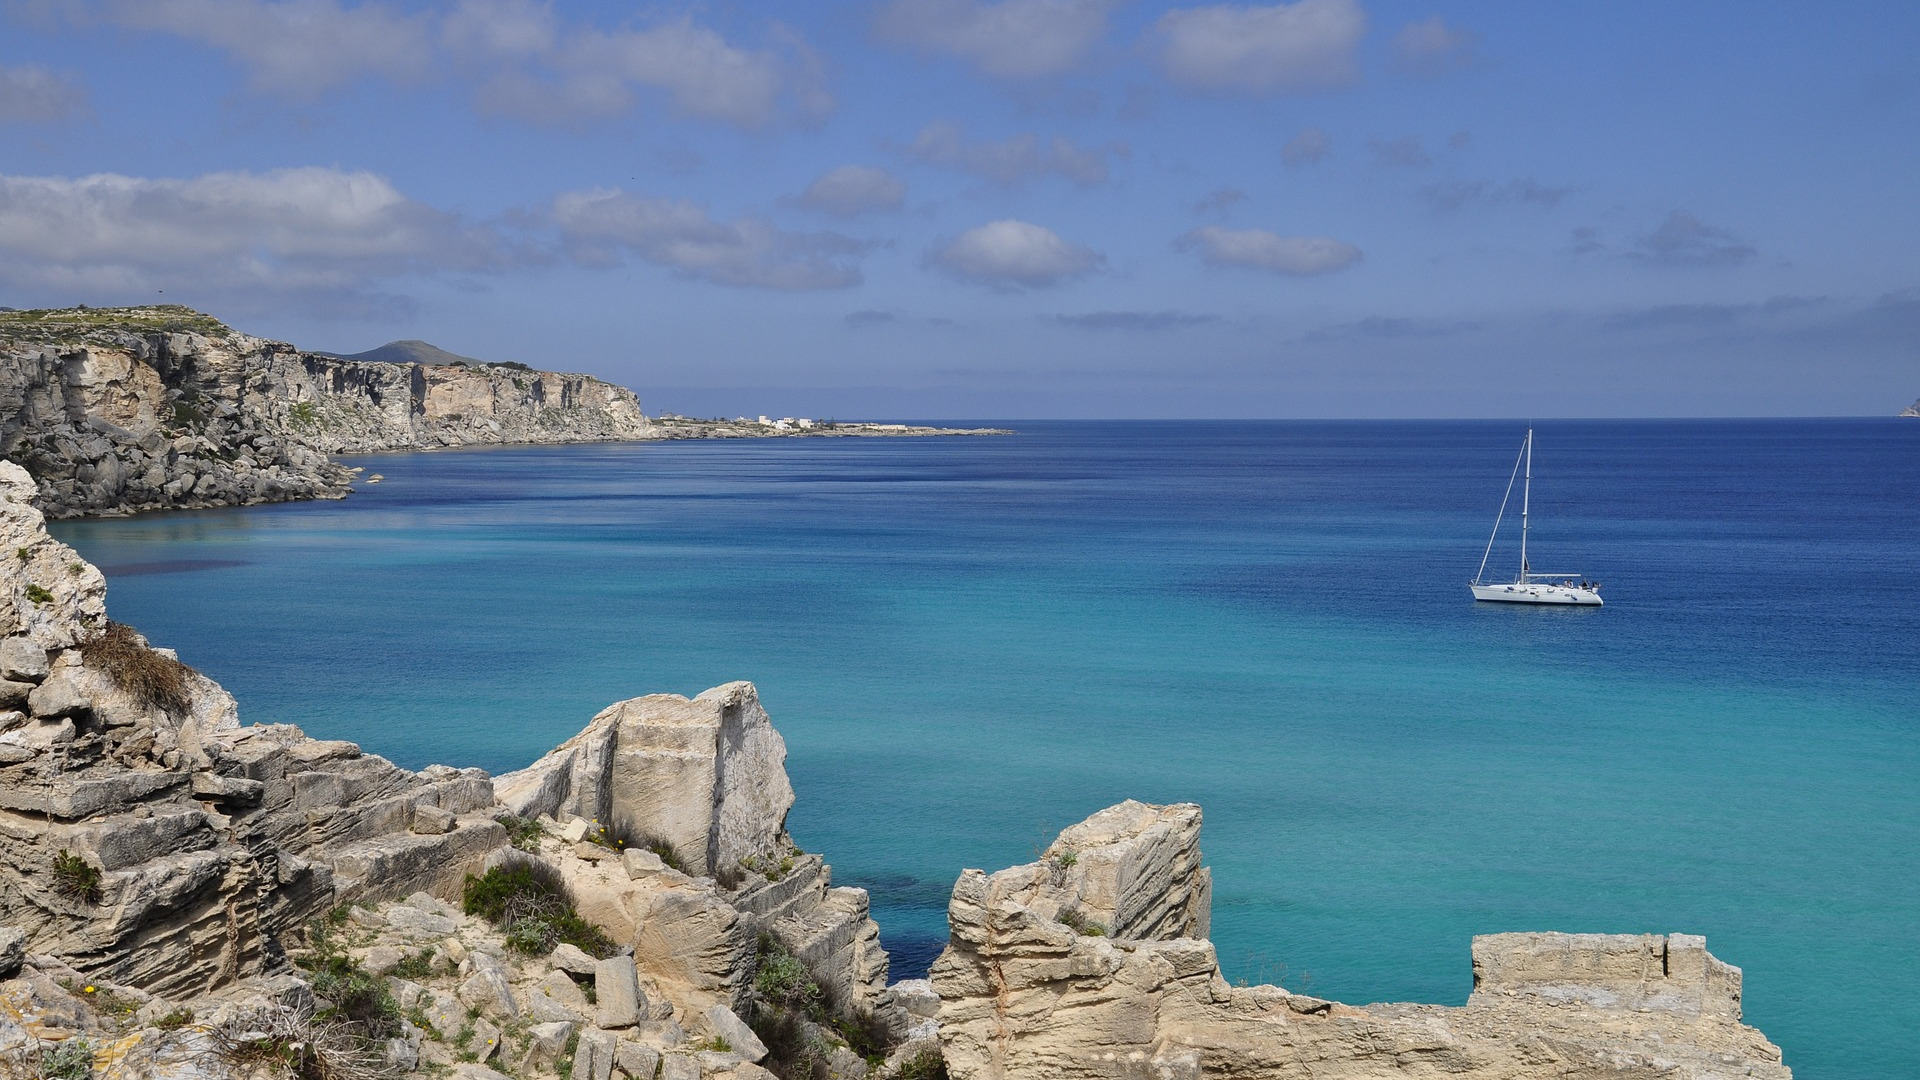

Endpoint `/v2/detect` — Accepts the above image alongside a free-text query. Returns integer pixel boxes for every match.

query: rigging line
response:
[1475,434,1527,585]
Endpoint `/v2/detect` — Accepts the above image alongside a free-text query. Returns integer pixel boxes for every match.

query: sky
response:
[1,1,1916,419]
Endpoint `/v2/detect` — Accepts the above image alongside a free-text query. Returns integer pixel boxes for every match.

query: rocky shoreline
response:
[0,306,1003,521]
[0,458,1795,1078]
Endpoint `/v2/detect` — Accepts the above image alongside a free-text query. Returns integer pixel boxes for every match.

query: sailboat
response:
[1469,429,1603,606]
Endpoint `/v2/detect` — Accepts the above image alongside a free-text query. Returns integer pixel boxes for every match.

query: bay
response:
[50,418,1920,1079]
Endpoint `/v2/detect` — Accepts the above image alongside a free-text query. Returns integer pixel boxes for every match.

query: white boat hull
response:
[1470,582,1602,606]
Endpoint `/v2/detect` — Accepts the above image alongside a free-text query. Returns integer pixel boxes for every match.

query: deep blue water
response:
[49,419,1920,1079]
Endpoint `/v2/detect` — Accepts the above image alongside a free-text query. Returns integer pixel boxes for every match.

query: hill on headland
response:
[321,338,494,368]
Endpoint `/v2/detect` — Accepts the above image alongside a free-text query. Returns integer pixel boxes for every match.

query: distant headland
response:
[0,305,1006,519]
[1901,398,1919,417]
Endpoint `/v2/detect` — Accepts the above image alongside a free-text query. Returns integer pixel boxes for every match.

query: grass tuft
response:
[79,621,196,714]
[51,851,102,904]
[1057,906,1106,937]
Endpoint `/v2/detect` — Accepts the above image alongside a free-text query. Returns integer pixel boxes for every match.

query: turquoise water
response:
[49,420,1920,1078]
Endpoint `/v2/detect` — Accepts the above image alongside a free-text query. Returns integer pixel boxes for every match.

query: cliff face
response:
[930,800,1791,1080]
[0,306,651,518]
[1901,398,1919,417]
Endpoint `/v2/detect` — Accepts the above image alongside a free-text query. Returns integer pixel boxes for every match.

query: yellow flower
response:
[84,986,95,993]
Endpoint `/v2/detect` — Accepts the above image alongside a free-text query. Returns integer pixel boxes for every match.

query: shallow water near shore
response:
[51,419,1920,1079]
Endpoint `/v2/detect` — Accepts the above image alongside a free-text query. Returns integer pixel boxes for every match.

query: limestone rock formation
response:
[0,305,651,518]
[496,686,796,879]
[0,468,899,1078]
[497,685,891,1014]
[0,463,507,994]
[1901,398,1919,417]
[930,800,1791,1079]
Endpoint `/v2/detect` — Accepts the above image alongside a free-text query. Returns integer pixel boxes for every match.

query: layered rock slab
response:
[930,800,1791,1079]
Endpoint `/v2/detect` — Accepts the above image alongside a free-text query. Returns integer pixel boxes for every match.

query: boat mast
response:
[1518,428,1531,581]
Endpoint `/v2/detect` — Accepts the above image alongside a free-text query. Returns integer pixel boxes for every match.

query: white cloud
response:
[1421,178,1570,212]
[0,168,503,306]
[1632,211,1756,267]
[0,65,88,124]
[52,1,829,127]
[1193,187,1247,216]
[1154,0,1367,94]
[873,0,1118,79]
[903,121,1122,186]
[931,219,1101,288]
[790,166,906,218]
[1177,226,1361,275]
[75,0,434,98]
[1282,126,1330,166]
[551,189,867,290]
[455,14,830,129]
[1390,15,1477,77]
[440,0,555,59]
[1368,135,1430,168]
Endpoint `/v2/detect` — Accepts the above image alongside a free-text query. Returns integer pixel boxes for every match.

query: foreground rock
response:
[496,685,891,1016]
[930,799,1790,1079]
[0,461,901,1079]
[0,305,651,518]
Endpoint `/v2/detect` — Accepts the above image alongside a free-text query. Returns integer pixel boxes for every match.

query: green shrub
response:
[39,1037,92,1080]
[753,935,822,1016]
[51,850,102,904]
[496,814,545,852]
[632,832,685,873]
[689,1036,733,1054]
[25,584,53,606]
[896,1050,950,1080]
[390,948,435,981]
[1057,906,1106,937]
[153,1008,196,1031]
[461,858,616,958]
[830,1009,891,1066]
[303,951,401,1039]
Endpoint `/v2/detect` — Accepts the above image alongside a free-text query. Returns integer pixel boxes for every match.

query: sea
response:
[48,419,1920,1079]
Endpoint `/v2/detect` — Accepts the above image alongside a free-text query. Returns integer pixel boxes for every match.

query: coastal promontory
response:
[0,305,1002,521]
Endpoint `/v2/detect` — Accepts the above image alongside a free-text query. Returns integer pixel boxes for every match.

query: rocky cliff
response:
[0,459,903,1080]
[929,800,1790,1079]
[0,306,651,518]
[1901,398,1919,417]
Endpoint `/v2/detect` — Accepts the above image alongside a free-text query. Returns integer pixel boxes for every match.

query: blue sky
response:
[1,1,1915,418]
